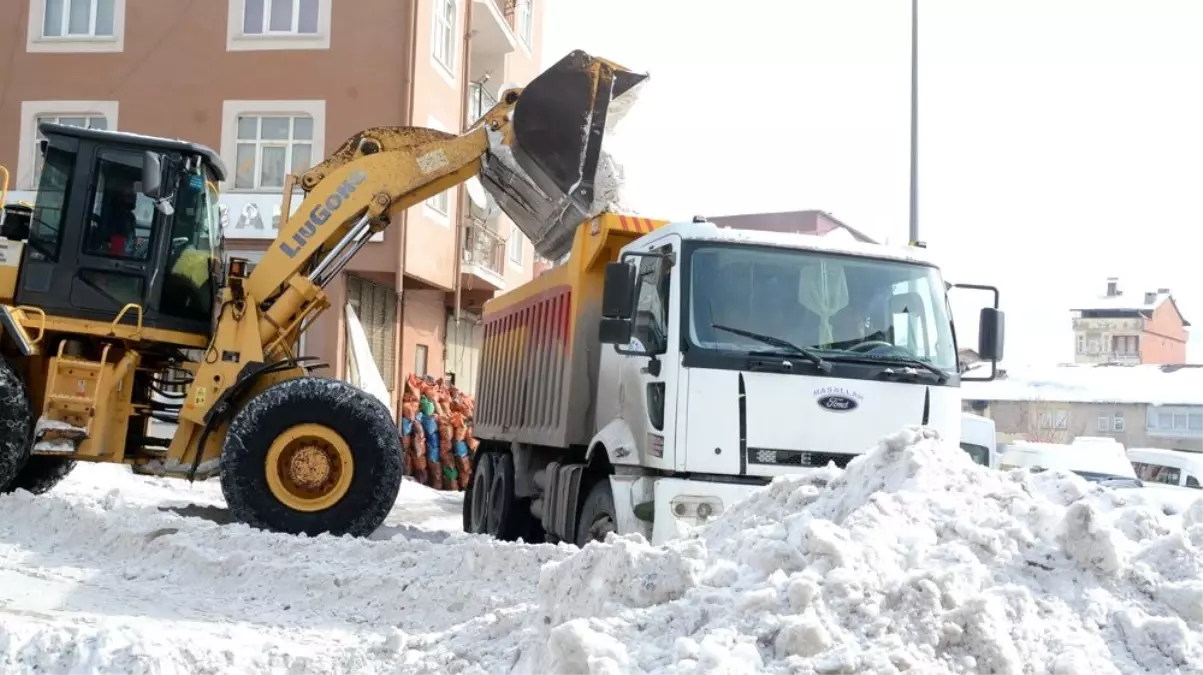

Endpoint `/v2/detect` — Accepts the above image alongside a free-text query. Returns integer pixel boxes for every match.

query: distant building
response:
[1070,277,1191,365]
[961,362,1203,452]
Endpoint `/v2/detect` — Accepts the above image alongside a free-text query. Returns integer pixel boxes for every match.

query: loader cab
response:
[15,123,226,342]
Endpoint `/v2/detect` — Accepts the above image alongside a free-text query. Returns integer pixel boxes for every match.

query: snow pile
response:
[517,427,1203,675]
[0,466,567,674]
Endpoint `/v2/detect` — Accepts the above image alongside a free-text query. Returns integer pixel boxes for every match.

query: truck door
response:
[621,240,681,470]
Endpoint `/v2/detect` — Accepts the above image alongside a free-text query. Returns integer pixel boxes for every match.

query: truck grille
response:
[747,447,857,469]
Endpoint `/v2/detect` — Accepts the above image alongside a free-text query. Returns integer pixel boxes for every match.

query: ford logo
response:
[817,395,858,412]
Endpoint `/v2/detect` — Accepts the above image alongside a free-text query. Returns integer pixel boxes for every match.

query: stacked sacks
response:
[399,374,479,491]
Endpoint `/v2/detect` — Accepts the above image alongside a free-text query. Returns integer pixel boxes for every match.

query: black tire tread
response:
[575,478,616,547]
[0,357,34,493]
[9,456,76,494]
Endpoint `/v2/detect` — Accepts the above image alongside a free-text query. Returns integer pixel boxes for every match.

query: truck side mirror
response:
[598,318,633,345]
[978,307,1005,361]
[601,262,636,319]
[142,151,163,200]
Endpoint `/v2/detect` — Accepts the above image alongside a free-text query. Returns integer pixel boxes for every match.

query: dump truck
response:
[0,49,642,538]
[463,214,1007,546]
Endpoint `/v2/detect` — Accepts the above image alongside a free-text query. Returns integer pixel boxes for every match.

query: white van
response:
[999,440,1140,486]
[1128,448,1203,490]
[960,412,997,469]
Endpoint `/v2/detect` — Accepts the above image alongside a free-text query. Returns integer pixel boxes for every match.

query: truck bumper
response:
[650,477,764,545]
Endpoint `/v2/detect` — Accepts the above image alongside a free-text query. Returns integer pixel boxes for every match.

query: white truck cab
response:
[593,220,1005,542]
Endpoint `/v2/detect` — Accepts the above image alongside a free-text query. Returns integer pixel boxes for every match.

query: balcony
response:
[461,219,507,291]
[468,82,499,126]
[471,0,516,58]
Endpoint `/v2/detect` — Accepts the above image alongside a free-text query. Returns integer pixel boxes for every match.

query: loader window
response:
[160,167,220,322]
[28,143,75,261]
[83,150,155,261]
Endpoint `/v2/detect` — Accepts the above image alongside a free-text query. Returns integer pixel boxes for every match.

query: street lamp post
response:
[908,0,921,247]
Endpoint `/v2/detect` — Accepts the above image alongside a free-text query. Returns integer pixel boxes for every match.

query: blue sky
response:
[541,0,1203,365]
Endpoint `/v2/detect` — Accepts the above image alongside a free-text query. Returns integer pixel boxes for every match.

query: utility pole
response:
[908,0,922,247]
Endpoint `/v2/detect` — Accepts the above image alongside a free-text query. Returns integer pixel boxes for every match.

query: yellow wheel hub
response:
[265,423,354,512]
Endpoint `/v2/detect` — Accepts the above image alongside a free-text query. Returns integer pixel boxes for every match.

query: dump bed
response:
[474,213,667,448]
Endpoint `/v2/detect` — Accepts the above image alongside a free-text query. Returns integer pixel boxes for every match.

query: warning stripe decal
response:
[616,215,658,233]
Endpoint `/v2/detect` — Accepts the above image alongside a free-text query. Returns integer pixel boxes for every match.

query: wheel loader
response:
[0,50,647,537]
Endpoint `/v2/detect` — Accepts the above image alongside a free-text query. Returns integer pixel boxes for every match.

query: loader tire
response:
[8,456,76,494]
[575,478,617,547]
[0,357,34,493]
[220,376,403,538]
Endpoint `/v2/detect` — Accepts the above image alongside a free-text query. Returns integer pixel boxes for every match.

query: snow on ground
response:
[0,465,573,674]
[2,428,1203,674]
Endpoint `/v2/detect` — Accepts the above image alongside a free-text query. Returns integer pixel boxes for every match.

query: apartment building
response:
[0,0,545,408]
[1070,277,1191,365]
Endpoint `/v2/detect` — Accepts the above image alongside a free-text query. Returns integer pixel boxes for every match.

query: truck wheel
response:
[220,377,403,538]
[489,452,520,541]
[575,478,617,547]
[466,451,494,534]
[8,456,76,494]
[0,357,34,493]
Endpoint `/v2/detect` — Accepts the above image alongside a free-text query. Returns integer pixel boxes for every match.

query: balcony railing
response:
[468,82,499,126]
[462,219,506,277]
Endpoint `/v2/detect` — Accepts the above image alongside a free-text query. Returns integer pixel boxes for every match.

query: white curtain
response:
[797,261,849,345]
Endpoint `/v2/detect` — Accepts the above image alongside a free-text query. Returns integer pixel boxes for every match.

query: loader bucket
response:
[480,49,648,261]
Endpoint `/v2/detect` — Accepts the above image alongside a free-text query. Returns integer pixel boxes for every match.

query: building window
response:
[43,0,115,38]
[227,0,331,51]
[28,0,125,52]
[1147,407,1203,436]
[1039,410,1068,430]
[1112,413,1125,432]
[1097,415,1109,432]
[33,114,109,187]
[508,229,525,266]
[233,114,313,189]
[18,101,119,190]
[220,101,325,192]
[515,0,533,47]
[431,0,457,73]
[1110,335,1139,356]
[242,0,319,35]
[414,344,429,377]
[1076,335,1086,354]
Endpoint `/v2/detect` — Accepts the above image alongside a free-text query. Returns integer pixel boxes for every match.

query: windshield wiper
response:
[829,352,950,384]
[711,324,832,372]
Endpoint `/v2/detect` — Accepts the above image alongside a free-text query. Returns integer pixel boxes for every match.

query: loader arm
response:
[169,50,648,476]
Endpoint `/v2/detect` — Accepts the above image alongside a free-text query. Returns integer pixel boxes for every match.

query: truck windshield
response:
[688,245,957,372]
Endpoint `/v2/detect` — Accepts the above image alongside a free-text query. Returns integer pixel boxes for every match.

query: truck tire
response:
[8,456,76,494]
[466,451,494,534]
[0,357,34,493]
[220,376,403,538]
[489,452,522,541]
[575,478,617,547]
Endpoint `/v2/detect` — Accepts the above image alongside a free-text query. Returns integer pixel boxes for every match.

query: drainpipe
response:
[391,0,420,415]
[454,0,475,325]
